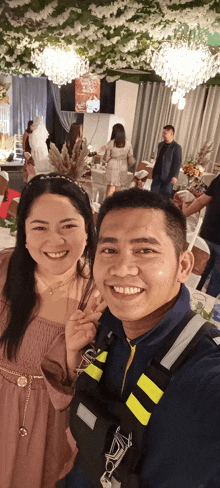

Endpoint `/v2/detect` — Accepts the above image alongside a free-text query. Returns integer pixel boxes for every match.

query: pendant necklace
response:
[35,272,77,295]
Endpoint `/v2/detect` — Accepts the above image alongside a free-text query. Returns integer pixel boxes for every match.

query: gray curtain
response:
[132,82,220,171]
[50,81,78,132]
[12,75,47,134]
[196,86,220,172]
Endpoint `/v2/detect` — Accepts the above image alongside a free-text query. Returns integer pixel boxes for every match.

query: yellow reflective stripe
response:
[126,393,151,426]
[137,374,163,404]
[85,363,103,381]
[96,351,108,363]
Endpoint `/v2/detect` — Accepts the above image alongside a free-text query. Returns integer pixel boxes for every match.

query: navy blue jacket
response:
[68,285,220,488]
[152,140,182,182]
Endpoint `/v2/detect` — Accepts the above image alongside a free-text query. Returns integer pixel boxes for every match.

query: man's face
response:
[94,208,191,330]
[162,129,174,143]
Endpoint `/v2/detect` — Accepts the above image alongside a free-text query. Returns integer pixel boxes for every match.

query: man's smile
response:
[112,286,143,295]
[108,285,145,299]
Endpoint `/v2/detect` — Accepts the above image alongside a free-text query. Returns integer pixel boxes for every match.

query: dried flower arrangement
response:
[48,138,90,182]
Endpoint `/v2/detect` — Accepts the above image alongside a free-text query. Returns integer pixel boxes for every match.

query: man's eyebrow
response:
[30,218,77,224]
[98,236,161,245]
[98,236,118,244]
[130,237,161,245]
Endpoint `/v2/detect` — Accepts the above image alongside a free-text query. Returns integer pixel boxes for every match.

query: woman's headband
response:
[24,174,87,195]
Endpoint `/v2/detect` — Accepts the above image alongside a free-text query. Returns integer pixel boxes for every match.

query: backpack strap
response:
[160,314,213,372]
[125,311,212,437]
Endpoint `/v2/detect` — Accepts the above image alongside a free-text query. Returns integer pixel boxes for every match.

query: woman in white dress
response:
[102,123,136,197]
[29,116,51,174]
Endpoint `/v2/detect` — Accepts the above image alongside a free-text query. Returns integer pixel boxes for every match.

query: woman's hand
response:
[65,291,106,376]
[65,309,98,356]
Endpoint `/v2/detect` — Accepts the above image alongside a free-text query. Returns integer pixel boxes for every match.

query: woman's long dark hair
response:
[66,123,82,157]
[26,120,33,133]
[110,123,126,148]
[0,173,96,360]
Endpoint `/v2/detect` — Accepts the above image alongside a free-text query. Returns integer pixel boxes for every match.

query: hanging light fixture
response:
[31,45,89,87]
[150,39,220,108]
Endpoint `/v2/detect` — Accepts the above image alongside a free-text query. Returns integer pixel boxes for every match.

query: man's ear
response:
[177,250,194,283]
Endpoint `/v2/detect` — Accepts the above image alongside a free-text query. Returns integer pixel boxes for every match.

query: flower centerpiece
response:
[0,83,10,104]
[183,157,204,179]
[183,140,213,188]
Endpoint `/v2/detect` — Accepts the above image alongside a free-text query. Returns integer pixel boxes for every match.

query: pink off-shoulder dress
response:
[0,249,90,488]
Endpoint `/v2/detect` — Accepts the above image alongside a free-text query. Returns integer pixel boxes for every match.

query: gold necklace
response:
[35,271,77,295]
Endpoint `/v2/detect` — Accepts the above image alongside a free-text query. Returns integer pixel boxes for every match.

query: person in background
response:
[151,125,182,198]
[182,173,220,297]
[66,123,83,158]
[0,173,103,488]
[22,120,33,182]
[29,116,51,174]
[103,123,136,197]
[65,188,220,488]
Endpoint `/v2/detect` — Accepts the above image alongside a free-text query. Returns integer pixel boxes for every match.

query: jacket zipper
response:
[121,341,136,394]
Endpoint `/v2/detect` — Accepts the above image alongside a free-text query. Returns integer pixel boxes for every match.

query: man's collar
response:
[163,139,175,145]
[99,284,191,347]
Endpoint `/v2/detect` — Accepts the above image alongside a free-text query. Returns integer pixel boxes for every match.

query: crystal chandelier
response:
[31,45,89,87]
[150,40,220,109]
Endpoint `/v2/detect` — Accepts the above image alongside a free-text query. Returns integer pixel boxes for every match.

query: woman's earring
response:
[25,243,27,248]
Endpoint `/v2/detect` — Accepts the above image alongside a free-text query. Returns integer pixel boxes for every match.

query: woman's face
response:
[25,193,87,275]
[29,124,34,132]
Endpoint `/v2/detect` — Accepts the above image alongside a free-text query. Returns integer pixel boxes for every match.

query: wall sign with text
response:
[75,77,100,113]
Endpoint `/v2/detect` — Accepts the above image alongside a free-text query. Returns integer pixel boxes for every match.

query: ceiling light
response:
[31,45,89,87]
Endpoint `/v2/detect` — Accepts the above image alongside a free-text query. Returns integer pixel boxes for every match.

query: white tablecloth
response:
[91,167,134,203]
[91,168,134,186]
[176,169,215,188]
[0,228,16,251]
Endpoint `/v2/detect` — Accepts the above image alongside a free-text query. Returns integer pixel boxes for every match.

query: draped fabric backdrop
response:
[50,81,79,132]
[12,75,47,134]
[132,83,220,172]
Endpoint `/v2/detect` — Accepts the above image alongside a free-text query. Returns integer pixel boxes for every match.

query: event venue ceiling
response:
[0,0,220,85]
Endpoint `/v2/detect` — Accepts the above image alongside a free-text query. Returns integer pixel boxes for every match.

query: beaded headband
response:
[24,173,87,195]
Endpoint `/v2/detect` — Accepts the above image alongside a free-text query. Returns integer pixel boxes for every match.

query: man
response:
[151,125,182,197]
[64,189,220,488]
[182,173,220,297]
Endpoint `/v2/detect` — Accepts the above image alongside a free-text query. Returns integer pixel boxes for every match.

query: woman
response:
[29,116,51,173]
[103,123,136,197]
[66,123,83,158]
[22,120,33,182]
[0,173,100,488]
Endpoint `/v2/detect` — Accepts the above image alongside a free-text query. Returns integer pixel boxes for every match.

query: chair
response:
[0,171,9,206]
[186,235,210,289]
[6,196,20,221]
[136,162,154,191]
[13,134,23,161]
[130,170,149,189]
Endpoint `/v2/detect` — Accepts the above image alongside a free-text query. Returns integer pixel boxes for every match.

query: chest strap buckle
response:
[100,427,132,487]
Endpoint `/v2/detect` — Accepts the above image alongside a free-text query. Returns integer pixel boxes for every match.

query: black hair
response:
[163,124,175,134]
[66,123,82,157]
[110,123,126,148]
[0,173,96,360]
[26,120,33,133]
[96,188,187,258]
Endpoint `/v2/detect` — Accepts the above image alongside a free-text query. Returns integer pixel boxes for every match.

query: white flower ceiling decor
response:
[0,0,220,85]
